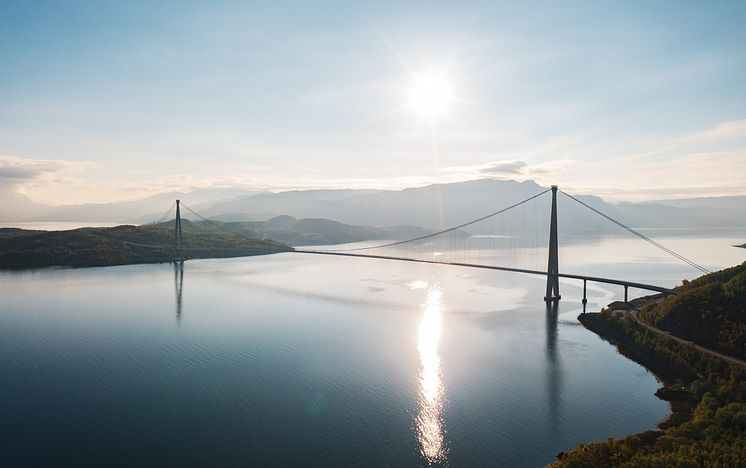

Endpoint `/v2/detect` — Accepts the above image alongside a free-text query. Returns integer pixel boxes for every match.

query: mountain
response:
[613,203,734,229]
[0,188,259,224]
[204,179,745,233]
[0,191,51,221]
[206,179,550,229]
[5,179,745,233]
[621,196,746,227]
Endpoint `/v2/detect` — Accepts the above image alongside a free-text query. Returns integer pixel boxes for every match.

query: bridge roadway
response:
[294,249,679,297]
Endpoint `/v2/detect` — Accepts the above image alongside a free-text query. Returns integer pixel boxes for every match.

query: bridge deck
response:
[294,250,679,296]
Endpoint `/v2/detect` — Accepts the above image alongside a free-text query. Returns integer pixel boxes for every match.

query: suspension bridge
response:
[154,186,710,304]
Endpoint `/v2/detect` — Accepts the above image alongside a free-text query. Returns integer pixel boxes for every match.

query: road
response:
[628,309,746,368]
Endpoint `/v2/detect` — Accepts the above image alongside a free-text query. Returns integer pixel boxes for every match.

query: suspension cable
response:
[179,202,265,244]
[152,202,175,226]
[180,203,234,233]
[311,188,552,252]
[559,190,709,274]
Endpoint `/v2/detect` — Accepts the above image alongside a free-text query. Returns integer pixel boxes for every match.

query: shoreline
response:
[552,262,746,466]
[577,307,697,430]
[551,299,703,464]
[0,249,291,270]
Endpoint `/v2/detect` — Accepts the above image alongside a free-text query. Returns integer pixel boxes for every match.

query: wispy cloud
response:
[478,160,527,175]
[686,119,746,142]
[442,159,570,182]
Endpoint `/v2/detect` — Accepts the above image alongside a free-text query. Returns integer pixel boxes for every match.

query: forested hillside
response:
[0,222,290,268]
[640,262,746,360]
[553,263,746,466]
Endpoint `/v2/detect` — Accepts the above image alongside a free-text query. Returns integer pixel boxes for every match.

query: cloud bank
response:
[0,155,93,194]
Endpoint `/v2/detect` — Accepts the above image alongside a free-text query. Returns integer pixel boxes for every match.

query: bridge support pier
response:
[624,285,628,303]
[544,186,561,302]
[582,279,587,304]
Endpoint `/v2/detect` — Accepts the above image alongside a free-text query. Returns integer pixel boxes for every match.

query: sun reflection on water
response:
[416,284,447,464]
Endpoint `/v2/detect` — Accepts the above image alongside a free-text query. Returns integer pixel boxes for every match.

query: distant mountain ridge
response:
[623,196,746,225]
[0,188,257,223]
[3,179,745,232]
[203,179,745,232]
[231,215,430,246]
[207,179,558,229]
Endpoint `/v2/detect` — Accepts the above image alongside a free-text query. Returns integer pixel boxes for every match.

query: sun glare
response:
[416,285,446,463]
[409,73,453,119]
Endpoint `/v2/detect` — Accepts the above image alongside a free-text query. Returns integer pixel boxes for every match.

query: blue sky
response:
[1,0,745,204]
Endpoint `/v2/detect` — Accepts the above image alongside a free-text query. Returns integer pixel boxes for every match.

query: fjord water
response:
[1,233,744,466]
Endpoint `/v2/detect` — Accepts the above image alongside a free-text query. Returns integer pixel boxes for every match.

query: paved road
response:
[628,309,746,368]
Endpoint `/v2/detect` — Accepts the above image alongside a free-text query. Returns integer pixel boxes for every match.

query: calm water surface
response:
[1,233,744,466]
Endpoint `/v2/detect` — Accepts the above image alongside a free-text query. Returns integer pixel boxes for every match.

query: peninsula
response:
[0,216,430,268]
[0,222,291,268]
[553,262,746,466]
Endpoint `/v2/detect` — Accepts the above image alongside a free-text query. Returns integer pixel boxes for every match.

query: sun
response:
[409,72,453,119]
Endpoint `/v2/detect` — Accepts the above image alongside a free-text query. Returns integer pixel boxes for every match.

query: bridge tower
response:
[544,186,561,302]
[174,199,183,250]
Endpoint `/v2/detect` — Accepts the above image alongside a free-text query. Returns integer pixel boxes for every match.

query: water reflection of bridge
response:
[174,261,184,323]
[545,301,562,432]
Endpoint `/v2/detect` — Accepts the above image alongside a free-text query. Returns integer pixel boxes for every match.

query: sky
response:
[1,0,745,205]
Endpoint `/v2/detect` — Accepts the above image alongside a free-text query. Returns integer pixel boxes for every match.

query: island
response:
[553,261,746,466]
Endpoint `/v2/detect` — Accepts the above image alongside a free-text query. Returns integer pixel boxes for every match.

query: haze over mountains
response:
[0,188,255,223]
[3,179,745,233]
